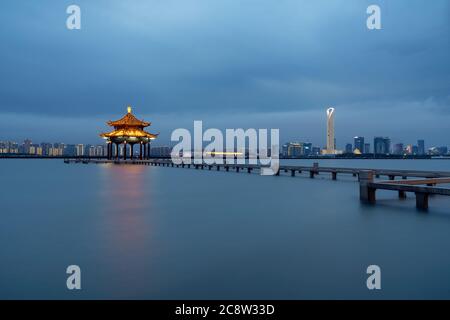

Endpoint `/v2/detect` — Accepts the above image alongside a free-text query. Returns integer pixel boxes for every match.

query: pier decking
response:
[64,158,450,211]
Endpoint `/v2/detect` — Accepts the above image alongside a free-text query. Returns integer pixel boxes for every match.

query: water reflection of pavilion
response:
[100,106,158,160]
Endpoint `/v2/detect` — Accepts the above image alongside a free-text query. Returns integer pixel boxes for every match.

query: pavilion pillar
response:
[124,142,127,160]
[108,143,112,159]
[147,143,151,159]
[115,143,119,159]
[140,143,143,160]
[130,144,134,160]
[143,143,147,159]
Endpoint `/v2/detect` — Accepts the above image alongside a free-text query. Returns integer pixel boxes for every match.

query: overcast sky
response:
[0,0,449,147]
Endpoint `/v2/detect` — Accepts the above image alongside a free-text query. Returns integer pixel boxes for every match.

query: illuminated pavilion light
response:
[205,151,244,156]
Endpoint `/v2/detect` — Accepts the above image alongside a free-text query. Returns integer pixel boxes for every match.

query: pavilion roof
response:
[107,107,151,127]
[100,128,158,139]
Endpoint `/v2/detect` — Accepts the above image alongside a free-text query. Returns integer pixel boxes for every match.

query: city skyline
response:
[2,134,449,157]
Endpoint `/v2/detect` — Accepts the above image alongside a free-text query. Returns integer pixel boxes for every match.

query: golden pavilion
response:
[100,106,158,160]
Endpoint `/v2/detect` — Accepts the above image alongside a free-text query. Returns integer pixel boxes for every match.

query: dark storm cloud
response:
[0,0,449,144]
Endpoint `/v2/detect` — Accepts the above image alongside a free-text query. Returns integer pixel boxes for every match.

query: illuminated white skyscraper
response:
[326,107,335,154]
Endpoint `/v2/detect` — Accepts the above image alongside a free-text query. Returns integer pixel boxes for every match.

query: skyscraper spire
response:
[326,107,335,154]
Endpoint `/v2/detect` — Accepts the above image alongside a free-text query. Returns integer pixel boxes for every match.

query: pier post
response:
[247,168,252,173]
[398,191,407,199]
[359,170,376,204]
[226,166,229,172]
[291,170,295,177]
[332,172,337,180]
[389,175,395,180]
[217,166,220,171]
[236,167,240,173]
[309,171,315,178]
[313,162,319,174]
[415,192,429,211]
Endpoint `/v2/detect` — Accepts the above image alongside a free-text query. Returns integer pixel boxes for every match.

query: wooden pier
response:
[64,158,450,211]
[359,171,450,210]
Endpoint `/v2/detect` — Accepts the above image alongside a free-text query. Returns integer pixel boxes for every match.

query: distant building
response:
[40,143,52,156]
[95,145,105,157]
[405,144,413,155]
[418,140,425,155]
[64,145,77,156]
[76,144,84,156]
[290,143,303,157]
[364,143,370,154]
[29,144,42,155]
[150,146,171,157]
[353,136,364,154]
[282,142,312,157]
[323,107,336,154]
[311,146,321,155]
[281,144,288,157]
[429,146,448,156]
[393,143,404,155]
[23,139,32,154]
[374,137,391,155]
[345,143,353,154]
[303,143,312,156]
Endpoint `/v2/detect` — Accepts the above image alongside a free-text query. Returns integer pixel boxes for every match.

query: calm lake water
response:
[1,159,450,299]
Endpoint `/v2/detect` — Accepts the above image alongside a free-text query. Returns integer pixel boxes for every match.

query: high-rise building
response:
[95,145,105,157]
[64,145,77,156]
[353,136,364,153]
[281,144,289,157]
[287,143,302,157]
[76,144,84,156]
[345,143,353,154]
[150,146,171,157]
[303,143,312,156]
[418,140,425,155]
[393,143,404,155]
[40,143,52,156]
[374,137,391,155]
[312,146,321,155]
[364,143,370,154]
[324,107,335,154]
[23,139,32,154]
